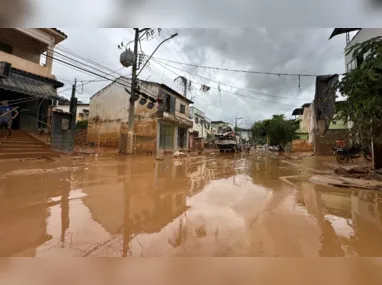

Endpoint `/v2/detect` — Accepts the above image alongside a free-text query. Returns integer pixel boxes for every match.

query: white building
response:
[53,102,89,122]
[190,106,212,139]
[329,28,382,72]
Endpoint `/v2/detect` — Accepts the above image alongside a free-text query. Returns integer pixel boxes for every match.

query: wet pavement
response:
[1,152,382,257]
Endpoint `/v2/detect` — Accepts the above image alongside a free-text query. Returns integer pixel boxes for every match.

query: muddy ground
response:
[0,151,381,257]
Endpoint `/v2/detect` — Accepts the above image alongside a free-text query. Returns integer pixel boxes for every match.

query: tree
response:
[335,36,382,143]
[251,114,298,150]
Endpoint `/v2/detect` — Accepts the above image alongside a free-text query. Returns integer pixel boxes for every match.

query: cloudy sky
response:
[52,28,350,128]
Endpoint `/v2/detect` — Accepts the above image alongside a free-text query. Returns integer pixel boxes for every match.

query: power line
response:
[151,59,306,102]
[152,57,328,77]
[152,60,298,107]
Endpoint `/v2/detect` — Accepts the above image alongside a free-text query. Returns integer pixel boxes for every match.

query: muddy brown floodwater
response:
[1,153,382,257]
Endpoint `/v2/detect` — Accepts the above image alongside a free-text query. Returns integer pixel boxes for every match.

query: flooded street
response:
[1,153,382,257]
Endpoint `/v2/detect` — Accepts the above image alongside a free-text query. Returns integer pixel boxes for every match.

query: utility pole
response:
[125,29,140,155]
[235,117,243,133]
[123,29,178,155]
[69,78,77,130]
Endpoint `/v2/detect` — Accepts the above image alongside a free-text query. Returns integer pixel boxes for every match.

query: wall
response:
[292,139,313,152]
[0,51,50,78]
[314,129,349,155]
[345,29,382,67]
[88,81,130,147]
[54,104,89,122]
[0,29,58,78]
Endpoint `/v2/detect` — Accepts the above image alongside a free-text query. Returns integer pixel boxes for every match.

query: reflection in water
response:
[2,154,382,256]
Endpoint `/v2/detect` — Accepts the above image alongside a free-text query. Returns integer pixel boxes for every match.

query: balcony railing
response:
[0,51,51,78]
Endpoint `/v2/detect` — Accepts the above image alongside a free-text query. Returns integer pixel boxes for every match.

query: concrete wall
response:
[292,139,313,152]
[0,51,50,78]
[0,29,59,78]
[88,81,130,147]
[345,29,382,68]
[314,129,349,155]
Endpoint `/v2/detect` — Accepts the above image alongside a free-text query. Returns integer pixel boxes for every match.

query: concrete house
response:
[53,101,89,122]
[0,28,67,131]
[88,77,193,153]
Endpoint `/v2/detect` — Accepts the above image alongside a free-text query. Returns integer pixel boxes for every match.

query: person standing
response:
[0,101,19,138]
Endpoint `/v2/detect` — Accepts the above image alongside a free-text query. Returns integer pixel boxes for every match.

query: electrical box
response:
[61,118,69,130]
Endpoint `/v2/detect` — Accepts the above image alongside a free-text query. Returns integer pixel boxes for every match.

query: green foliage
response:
[335,36,382,142]
[76,120,88,129]
[251,114,298,148]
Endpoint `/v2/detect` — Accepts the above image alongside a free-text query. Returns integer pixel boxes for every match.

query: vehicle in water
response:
[215,126,243,153]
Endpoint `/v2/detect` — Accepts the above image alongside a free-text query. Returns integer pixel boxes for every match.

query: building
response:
[189,106,212,139]
[53,101,89,122]
[291,101,350,153]
[236,128,252,143]
[329,28,382,72]
[211,121,233,133]
[0,28,67,132]
[88,77,193,153]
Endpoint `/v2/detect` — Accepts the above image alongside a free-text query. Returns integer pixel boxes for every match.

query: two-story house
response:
[0,28,67,132]
[88,77,193,153]
[190,106,212,138]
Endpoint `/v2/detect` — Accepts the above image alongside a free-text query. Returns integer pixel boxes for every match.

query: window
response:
[195,117,199,124]
[0,42,12,54]
[180,104,186,114]
[164,94,176,114]
[356,54,364,67]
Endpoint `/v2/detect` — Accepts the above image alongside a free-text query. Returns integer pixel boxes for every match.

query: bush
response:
[76,120,88,129]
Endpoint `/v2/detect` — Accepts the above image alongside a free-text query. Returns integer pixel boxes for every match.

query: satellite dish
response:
[120,49,136,68]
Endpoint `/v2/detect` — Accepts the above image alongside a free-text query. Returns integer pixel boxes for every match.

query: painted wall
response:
[53,104,89,122]
[0,29,60,78]
[345,29,382,69]
[88,79,192,152]
[88,80,130,147]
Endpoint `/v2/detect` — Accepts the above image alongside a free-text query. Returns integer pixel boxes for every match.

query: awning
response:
[0,68,63,99]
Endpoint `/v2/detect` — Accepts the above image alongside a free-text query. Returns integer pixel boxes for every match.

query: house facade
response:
[211,121,233,133]
[53,102,89,122]
[88,77,193,153]
[0,28,67,132]
[190,106,212,139]
[291,101,350,153]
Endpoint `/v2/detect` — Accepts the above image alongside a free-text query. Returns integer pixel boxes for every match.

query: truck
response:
[215,126,243,153]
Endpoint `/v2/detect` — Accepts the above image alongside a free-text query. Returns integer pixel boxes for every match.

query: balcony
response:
[0,51,51,78]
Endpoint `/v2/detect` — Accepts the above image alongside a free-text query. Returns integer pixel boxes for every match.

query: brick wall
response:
[314,129,349,155]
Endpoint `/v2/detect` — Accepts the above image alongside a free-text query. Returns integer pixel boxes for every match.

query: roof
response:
[211,120,228,124]
[292,108,304,116]
[159,83,194,104]
[0,67,64,99]
[329,28,361,39]
[301,103,311,108]
[51,28,67,39]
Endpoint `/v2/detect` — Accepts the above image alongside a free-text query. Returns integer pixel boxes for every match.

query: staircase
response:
[0,131,58,160]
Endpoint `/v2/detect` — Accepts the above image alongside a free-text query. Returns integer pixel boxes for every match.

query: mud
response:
[1,153,382,257]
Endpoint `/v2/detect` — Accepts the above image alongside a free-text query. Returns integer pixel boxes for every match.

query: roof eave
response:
[329,28,361,40]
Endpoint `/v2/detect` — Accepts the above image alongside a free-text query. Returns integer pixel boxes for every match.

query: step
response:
[0,152,58,160]
[0,147,50,153]
[0,145,47,150]
[0,140,44,145]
